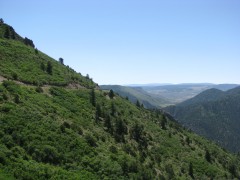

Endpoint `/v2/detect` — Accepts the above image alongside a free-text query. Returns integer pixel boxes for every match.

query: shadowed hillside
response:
[165,86,240,152]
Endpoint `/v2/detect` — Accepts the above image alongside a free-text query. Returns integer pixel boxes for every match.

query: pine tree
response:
[90,88,96,107]
[104,115,112,134]
[40,62,45,71]
[59,58,64,65]
[109,89,114,99]
[24,37,35,48]
[111,102,116,116]
[114,119,127,142]
[95,104,101,122]
[14,94,20,104]
[46,61,53,75]
[136,100,141,107]
[161,115,167,130]
[4,28,10,39]
[189,162,194,178]
[205,149,211,163]
[131,123,143,142]
[9,26,15,39]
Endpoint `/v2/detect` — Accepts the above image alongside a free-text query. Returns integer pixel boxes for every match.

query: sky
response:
[1,0,240,85]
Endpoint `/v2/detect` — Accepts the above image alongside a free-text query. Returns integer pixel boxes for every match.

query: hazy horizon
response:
[102,82,240,86]
[1,0,240,85]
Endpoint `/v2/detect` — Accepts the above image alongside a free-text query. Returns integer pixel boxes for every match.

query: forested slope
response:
[165,87,240,152]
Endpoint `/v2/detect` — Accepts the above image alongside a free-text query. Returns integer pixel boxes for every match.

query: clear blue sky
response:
[1,0,240,85]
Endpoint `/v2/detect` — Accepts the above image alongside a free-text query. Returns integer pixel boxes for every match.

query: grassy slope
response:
[0,81,239,179]
[0,23,95,88]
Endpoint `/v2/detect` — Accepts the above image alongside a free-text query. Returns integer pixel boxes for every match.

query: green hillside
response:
[100,85,170,108]
[0,20,240,179]
[0,22,95,88]
[165,87,240,153]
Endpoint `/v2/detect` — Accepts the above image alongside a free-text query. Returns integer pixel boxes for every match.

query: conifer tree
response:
[59,58,64,65]
[109,89,114,99]
[4,28,10,39]
[90,88,96,107]
[104,115,112,134]
[14,94,20,104]
[189,162,194,178]
[40,62,45,71]
[111,102,116,116]
[205,149,211,163]
[95,104,101,122]
[136,100,141,107]
[46,61,53,75]
[161,115,167,130]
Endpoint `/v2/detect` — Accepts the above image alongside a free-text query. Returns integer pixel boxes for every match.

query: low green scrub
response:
[0,81,239,179]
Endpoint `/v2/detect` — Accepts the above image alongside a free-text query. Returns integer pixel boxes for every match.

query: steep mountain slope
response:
[100,85,170,108]
[165,87,240,152]
[1,20,240,179]
[0,21,95,88]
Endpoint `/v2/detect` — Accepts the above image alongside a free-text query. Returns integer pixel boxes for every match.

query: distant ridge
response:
[165,86,240,152]
[126,83,173,87]
[142,83,239,104]
[100,85,171,108]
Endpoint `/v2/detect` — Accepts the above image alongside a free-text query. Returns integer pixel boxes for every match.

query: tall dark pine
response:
[24,37,35,48]
[109,89,114,99]
[40,62,45,71]
[161,115,167,130]
[4,28,10,39]
[136,100,141,107]
[205,149,211,163]
[47,61,53,75]
[111,102,116,116]
[9,26,15,39]
[90,88,96,107]
[189,162,194,178]
[59,58,64,65]
[104,115,112,134]
[95,104,101,122]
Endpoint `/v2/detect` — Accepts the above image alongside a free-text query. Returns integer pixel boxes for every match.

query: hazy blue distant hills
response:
[126,83,173,87]
[142,83,239,104]
[101,84,240,109]
[100,85,171,108]
[165,86,240,152]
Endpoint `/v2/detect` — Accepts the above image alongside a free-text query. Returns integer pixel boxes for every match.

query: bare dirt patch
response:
[0,75,6,82]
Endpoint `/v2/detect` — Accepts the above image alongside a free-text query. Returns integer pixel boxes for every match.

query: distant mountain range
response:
[126,83,173,87]
[165,86,240,152]
[100,85,171,108]
[101,84,239,108]
[142,84,239,104]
